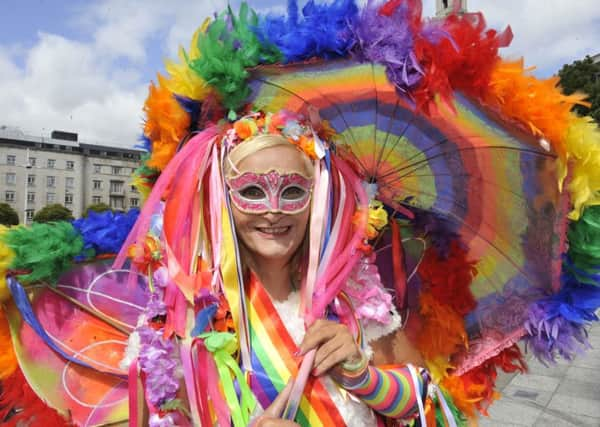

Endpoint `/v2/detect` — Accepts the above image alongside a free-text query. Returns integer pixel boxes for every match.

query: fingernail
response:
[293,349,302,357]
[312,368,319,376]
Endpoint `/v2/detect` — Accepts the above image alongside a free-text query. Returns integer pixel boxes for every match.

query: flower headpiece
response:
[224,110,328,160]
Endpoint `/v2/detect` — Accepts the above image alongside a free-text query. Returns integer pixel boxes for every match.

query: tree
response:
[33,204,74,223]
[83,202,112,217]
[0,203,19,226]
[558,56,600,123]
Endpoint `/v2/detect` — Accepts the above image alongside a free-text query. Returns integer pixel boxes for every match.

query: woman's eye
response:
[282,186,307,200]
[239,186,266,200]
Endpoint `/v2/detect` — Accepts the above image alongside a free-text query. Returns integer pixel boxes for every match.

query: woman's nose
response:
[263,211,284,222]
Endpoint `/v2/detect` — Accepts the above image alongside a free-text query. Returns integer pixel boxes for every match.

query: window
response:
[112,166,122,175]
[25,209,34,222]
[27,192,35,203]
[5,191,15,202]
[93,180,102,190]
[65,193,73,205]
[6,173,16,185]
[47,176,56,188]
[92,196,102,204]
[66,160,74,170]
[27,174,36,187]
[109,180,124,193]
[130,185,138,193]
[47,193,56,204]
[109,196,124,210]
[29,157,36,167]
[47,159,56,168]
[7,155,16,165]
[94,164,102,174]
[66,177,75,188]
[130,198,139,207]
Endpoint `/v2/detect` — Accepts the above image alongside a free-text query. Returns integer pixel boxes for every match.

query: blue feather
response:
[255,0,359,63]
[136,134,152,152]
[191,304,218,336]
[72,209,140,259]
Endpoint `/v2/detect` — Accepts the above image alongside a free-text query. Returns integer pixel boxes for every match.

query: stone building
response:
[435,0,467,16]
[0,127,144,223]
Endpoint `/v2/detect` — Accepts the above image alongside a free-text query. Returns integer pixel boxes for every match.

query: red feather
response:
[0,368,72,426]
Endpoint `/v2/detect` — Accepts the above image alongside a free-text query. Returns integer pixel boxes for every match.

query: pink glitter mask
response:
[227,170,313,215]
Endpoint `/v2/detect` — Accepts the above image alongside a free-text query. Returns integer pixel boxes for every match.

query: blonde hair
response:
[224,134,314,178]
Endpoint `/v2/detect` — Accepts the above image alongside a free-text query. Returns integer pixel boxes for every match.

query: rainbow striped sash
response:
[246,274,346,426]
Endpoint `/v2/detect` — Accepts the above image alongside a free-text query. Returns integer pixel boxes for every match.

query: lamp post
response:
[22,148,32,224]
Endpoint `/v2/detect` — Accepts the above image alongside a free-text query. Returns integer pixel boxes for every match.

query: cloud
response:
[1,0,599,149]
[468,0,600,75]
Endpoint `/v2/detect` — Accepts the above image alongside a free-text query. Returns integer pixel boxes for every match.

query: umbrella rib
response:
[382,172,531,201]
[371,63,379,181]
[392,186,537,288]
[375,100,401,174]
[253,76,370,175]
[377,114,419,174]
[378,145,555,181]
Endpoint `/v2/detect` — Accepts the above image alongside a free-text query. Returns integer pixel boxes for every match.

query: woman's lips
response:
[255,225,291,237]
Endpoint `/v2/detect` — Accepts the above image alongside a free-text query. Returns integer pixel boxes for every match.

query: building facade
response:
[435,0,467,16]
[0,127,144,223]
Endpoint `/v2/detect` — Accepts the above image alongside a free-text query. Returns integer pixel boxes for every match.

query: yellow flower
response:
[365,200,388,240]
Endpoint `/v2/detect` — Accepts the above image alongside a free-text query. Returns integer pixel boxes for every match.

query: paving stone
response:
[547,394,600,418]
[572,352,600,369]
[556,378,600,400]
[534,411,600,427]
[502,384,554,407]
[564,366,600,384]
[485,398,543,426]
[479,418,529,427]
[526,359,570,378]
[509,374,561,392]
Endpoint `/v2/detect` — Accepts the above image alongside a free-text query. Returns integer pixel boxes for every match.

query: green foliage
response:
[0,203,19,226]
[33,204,74,223]
[84,202,112,217]
[188,2,282,112]
[558,56,600,123]
[3,221,84,283]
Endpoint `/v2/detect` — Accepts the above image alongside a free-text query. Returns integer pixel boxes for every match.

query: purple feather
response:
[350,0,422,93]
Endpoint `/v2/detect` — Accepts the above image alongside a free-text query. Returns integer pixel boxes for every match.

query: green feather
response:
[434,389,469,427]
[3,221,84,284]
[567,205,600,284]
[188,2,282,113]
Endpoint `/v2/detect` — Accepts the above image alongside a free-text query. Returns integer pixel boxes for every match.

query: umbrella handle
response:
[282,349,316,420]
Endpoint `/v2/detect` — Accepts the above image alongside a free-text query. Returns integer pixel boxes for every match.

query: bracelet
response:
[340,351,368,373]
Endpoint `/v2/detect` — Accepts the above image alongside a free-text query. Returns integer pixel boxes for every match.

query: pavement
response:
[478,324,600,427]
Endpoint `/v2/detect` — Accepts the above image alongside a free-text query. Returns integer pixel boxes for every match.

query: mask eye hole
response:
[281,185,308,201]
[239,185,266,200]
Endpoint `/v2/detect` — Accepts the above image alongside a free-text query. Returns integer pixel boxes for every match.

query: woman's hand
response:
[297,319,362,376]
[252,381,300,427]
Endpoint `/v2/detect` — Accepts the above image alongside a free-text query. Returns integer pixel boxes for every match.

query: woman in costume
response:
[2,0,600,426]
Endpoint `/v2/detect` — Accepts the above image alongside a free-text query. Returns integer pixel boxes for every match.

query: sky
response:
[1,0,599,148]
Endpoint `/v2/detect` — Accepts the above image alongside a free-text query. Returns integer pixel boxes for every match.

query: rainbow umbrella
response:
[248,60,565,373]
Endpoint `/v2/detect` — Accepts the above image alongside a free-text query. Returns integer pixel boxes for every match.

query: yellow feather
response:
[563,116,600,220]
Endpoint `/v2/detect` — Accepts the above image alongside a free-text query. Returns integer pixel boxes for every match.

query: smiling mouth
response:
[256,226,291,236]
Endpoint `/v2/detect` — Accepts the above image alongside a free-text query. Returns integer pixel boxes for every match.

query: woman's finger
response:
[263,379,294,418]
[298,321,341,355]
[313,343,357,376]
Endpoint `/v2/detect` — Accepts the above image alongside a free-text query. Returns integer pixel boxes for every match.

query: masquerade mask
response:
[227,170,313,214]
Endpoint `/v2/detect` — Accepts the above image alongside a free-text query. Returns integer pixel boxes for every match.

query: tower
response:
[435,0,467,17]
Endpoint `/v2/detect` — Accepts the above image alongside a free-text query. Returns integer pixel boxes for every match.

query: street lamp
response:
[22,148,32,224]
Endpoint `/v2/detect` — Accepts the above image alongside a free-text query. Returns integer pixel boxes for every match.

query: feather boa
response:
[0,226,14,303]
[0,309,17,380]
[2,222,83,284]
[144,78,191,170]
[418,240,477,316]
[0,367,71,426]
[416,291,467,361]
[189,3,282,112]
[72,209,140,260]
[258,0,358,63]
